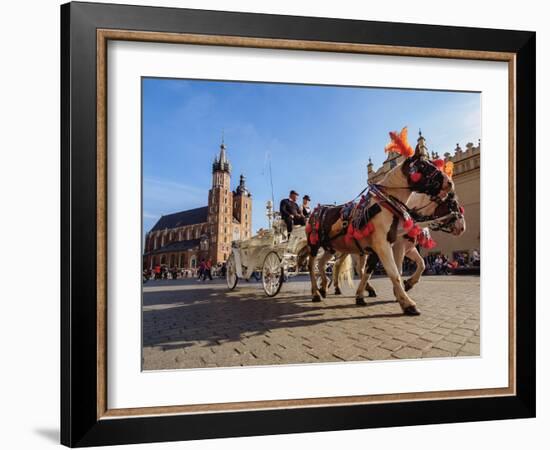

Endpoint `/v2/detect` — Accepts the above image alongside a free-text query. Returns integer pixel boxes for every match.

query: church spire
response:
[212,136,231,174]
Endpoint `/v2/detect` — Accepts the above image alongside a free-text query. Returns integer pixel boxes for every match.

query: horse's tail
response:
[338,254,355,289]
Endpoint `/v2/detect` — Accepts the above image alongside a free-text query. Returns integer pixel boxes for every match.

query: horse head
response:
[431,192,466,236]
[402,145,454,200]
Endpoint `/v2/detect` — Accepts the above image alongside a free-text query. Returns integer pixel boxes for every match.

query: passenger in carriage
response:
[301,195,311,218]
[280,189,306,234]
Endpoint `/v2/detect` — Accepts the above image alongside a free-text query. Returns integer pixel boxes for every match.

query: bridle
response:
[413,194,464,233]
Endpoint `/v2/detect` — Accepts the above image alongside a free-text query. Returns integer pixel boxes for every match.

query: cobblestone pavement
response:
[142,275,480,370]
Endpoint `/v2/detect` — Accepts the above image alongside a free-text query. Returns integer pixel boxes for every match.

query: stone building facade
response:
[143,141,252,269]
[368,132,480,260]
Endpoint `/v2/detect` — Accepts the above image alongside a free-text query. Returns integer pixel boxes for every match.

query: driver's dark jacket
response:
[279,198,301,220]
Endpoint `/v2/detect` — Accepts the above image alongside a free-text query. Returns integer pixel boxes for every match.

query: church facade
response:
[143,141,252,269]
[368,132,480,261]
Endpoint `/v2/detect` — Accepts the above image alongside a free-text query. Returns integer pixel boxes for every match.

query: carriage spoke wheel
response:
[226,253,238,290]
[262,251,284,297]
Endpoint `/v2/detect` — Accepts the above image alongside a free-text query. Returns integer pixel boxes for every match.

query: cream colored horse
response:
[333,191,466,298]
[306,149,453,316]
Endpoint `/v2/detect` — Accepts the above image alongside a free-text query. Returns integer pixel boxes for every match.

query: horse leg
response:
[333,253,342,295]
[372,240,420,315]
[403,247,425,292]
[363,252,379,297]
[317,251,333,298]
[353,254,368,306]
[308,254,322,302]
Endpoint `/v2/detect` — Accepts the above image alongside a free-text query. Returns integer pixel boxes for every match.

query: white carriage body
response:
[230,222,306,279]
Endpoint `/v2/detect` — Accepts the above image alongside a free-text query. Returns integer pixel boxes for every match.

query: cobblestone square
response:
[142,275,480,370]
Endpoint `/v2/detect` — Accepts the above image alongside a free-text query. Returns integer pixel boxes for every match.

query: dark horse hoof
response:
[312,295,322,302]
[367,288,377,298]
[319,288,327,298]
[356,297,367,306]
[403,305,421,316]
[403,279,413,292]
[334,286,342,295]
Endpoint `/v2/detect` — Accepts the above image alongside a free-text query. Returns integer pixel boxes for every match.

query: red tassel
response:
[353,229,363,240]
[433,159,445,170]
[315,221,320,230]
[410,172,422,183]
[305,223,312,233]
[309,232,319,245]
[403,217,413,230]
[363,221,374,237]
[425,238,437,249]
[459,205,465,215]
[347,224,354,235]
[408,226,422,238]
[417,233,426,246]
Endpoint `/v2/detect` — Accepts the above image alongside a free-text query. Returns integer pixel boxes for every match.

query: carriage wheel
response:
[226,254,239,290]
[262,251,284,297]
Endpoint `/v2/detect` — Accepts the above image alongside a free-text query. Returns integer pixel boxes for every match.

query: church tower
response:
[233,174,253,241]
[208,139,233,263]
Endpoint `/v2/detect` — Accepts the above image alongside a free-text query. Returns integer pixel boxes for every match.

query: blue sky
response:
[142,78,480,238]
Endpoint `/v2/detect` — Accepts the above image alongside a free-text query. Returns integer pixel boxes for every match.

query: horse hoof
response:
[319,288,327,298]
[356,297,367,306]
[312,295,322,302]
[403,305,421,316]
[334,287,342,295]
[403,279,413,292]
[367,289,377,298]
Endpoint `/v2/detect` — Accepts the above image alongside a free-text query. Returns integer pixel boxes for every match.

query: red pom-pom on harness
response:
[403,217,414,230]
[433,159,445,170]
[424,238,437,249]
[305,223,312,234]
[407,225,422,238]
[362,221,375,237]
[410,172,422,183]
[459,205,465,215]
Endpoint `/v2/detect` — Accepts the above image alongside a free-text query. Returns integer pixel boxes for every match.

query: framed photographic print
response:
[61,1,536,447]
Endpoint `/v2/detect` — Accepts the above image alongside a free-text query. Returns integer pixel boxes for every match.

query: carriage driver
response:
[280,190,306,234]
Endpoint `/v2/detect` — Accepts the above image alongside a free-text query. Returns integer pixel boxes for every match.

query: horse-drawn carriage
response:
[226,200,331,297]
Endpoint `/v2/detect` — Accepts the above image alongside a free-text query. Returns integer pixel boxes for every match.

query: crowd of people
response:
[143,259,228,282]
[422,249,480,275]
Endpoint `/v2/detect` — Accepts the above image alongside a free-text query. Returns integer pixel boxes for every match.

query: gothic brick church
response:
[143,141,252,270]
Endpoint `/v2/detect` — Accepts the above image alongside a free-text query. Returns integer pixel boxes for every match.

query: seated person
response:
[280,190,306,234]
[302,195,311,218]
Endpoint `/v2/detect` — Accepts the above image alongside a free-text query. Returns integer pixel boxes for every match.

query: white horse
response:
[305,128,454,316]
[333,190,466,298]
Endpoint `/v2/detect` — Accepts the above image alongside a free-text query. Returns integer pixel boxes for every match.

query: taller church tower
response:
[208,140,233,263]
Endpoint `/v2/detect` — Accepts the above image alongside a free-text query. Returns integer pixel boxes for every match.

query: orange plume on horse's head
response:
[384,127,415,158]
[444,161,454,179]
